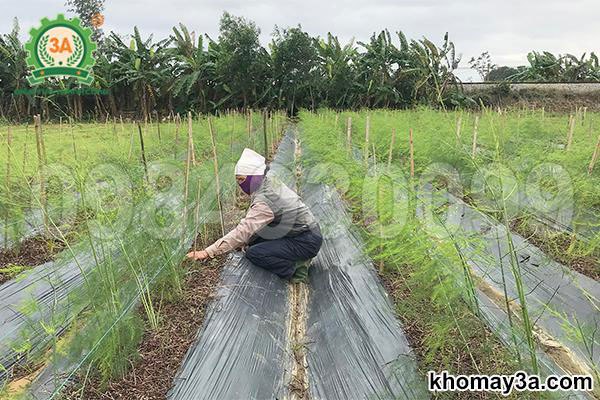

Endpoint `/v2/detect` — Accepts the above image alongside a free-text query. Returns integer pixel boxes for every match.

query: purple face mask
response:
[239,174,265,195]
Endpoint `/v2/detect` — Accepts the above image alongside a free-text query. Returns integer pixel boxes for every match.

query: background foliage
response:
[1,3,599,121]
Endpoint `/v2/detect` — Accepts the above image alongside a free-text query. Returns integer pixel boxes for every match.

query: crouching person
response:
[186,148,322,283]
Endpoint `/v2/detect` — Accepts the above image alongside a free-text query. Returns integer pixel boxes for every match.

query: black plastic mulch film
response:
[352,139,598,398]
[167,135,295,400]
[168,130,428,399]
[0,160,231,397]
[8,125,595,399]
[302,183,427,399]
[416,184,598,399]
[0,195,201,397]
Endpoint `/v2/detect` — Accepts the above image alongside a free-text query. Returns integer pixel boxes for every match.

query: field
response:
[0,111,284,398]
[0,108,599,399]
[299,108,600,397]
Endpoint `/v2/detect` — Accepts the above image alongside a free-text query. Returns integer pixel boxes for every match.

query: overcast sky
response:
[2,0,599,81]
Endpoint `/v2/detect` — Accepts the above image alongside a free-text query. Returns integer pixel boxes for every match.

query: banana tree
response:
[170,23,217,113]
[0,18,30,120]
[109,27,173,120]
[316,33,358,109]
[404,32,460,108]
[355,30,402,108]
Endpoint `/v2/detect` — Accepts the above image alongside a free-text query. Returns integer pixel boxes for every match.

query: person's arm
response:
[187,202,274,260]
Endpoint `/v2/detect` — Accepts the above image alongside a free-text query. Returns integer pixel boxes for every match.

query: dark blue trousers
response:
[245,227,323,279]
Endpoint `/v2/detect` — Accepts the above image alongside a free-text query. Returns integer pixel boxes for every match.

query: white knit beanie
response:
[235,148,266,175]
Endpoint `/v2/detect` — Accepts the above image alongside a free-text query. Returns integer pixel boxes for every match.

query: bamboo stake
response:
[34,115,48,234]
[582,107,587,126]
[387,127,396,169]
[364,115,370,168]
[5,127,12,248]
[471,115,479,158]
[137,122,149,184]
[182,123,192,240]
[34,115,44,168]
[567,114,575,150]
[192,173,202,253]
[247,110,251,138]
[70,117,77,161]
[156,112,161,143]
[589,134,600,175]
[38,115,47,164]
[208,117,225,236]
[346,116,352,155]
[23,124,29,174]
[270,115,275,154]
[249,110,253,136]
[112,116,117,139]
[34,117,40,159]
[187,112,196,166]
[231,113,236,157]
[409,128,414,178]
[174,113,181,159]
[128,122,135,161]
[250,110,256,149]
[263,111,268,157]
[456,113,463,145]
[120,115,125,136]
[372,141,377,172]
[6,127,12,187]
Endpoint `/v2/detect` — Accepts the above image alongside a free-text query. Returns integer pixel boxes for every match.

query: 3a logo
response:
[25,14,97,86]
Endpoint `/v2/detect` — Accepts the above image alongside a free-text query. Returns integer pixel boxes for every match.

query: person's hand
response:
[186,250,209,261]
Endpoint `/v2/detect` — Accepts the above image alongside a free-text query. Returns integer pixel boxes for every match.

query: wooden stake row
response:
[472,115,479,158]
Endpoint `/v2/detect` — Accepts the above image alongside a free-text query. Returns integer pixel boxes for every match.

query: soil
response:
[63,251,226,400]
[0,210,93,286]
[0,236,66,285]
[511,218,600,281]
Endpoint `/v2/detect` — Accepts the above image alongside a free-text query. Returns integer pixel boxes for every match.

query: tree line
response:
[1,8,599,122]
[470,50,600,82]
[1,11,463,121]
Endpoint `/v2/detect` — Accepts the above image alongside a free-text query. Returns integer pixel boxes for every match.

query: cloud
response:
[2,0,599,82]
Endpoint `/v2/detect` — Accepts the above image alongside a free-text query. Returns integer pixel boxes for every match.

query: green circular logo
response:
[25,14,97,86]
